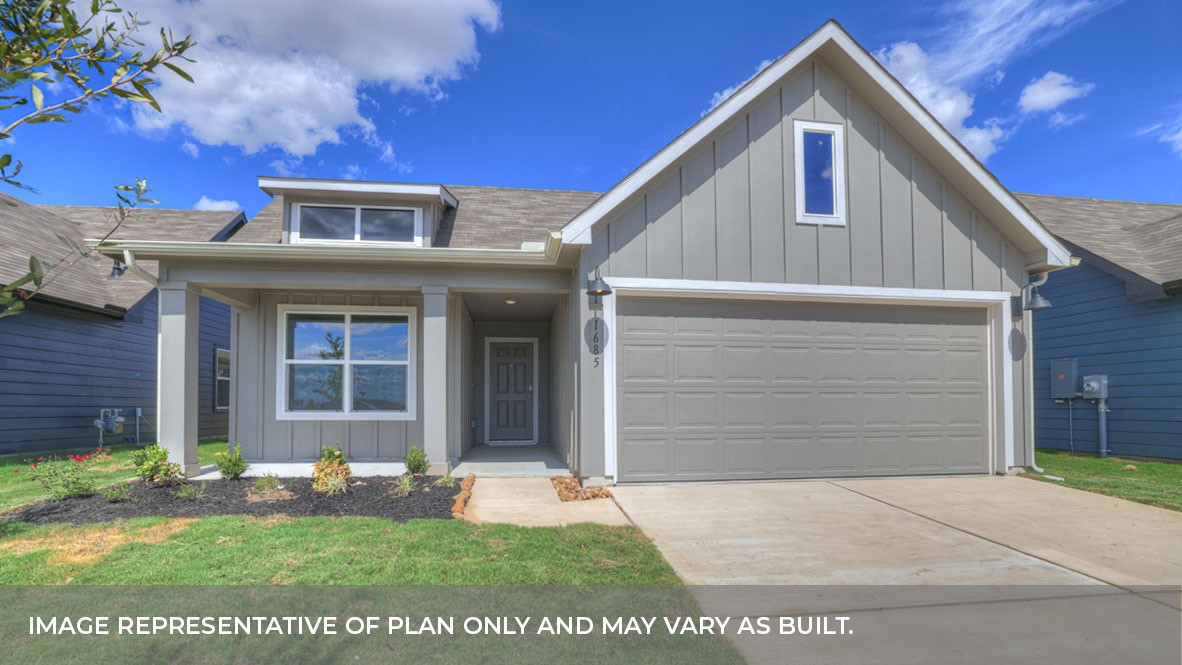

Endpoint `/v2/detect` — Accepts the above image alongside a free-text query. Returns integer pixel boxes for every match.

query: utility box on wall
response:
[1082,375,1109,400]
[1049,358,1079,399]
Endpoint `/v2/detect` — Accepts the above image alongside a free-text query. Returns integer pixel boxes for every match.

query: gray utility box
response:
[1081,375,1109,399]
[1050,358,1079,399]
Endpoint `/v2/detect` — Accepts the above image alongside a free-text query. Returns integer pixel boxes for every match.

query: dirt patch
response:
[6,477,460,526]
[0,519,193,566]
[245,488,295,503]
[551,475,613,501]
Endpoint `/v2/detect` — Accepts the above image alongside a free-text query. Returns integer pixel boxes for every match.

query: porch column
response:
[421,285,449,469]
[156,282,201,476]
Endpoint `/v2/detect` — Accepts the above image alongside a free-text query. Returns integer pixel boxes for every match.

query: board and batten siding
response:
[574,55,1035,478]
[231,290,425,462]
[1033,261,1182,459]
[0,292,230,454]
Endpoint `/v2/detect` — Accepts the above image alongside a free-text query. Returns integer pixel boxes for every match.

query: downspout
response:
[122,249,158,286]
[1024,270,1051,473]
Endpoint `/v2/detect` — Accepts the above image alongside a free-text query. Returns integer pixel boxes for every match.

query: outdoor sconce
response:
[586,271,611,297]
[1011,285,1053,317]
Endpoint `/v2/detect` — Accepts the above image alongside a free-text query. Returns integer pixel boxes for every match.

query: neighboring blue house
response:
[1020,193,1182,460]
[0,195,247,454]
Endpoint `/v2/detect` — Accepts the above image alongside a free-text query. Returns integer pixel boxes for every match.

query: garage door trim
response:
[601,277,1014,481]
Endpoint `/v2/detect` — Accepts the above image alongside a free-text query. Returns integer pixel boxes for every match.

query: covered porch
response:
[148,253,578,477]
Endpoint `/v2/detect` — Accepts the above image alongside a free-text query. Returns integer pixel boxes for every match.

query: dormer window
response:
[292,204,424,245]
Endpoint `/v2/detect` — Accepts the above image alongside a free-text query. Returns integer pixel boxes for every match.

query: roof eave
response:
[257,176,458,209]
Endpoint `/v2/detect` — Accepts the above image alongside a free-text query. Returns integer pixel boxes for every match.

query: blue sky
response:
[10,0,1182,219]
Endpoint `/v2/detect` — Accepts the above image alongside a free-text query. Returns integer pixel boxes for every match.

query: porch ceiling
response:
[463,292,560,322]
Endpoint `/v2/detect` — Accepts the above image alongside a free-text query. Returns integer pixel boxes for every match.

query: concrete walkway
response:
[464,477,630,527]
[451,445,568,478]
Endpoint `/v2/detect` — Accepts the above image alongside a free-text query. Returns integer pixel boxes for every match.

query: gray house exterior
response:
[95,21,1071,481]
[0,196,245,454]
[1020,194,1182,460]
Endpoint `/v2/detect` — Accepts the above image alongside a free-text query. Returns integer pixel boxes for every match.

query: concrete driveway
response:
[612,477,1182,664]
[612,475,1182,586]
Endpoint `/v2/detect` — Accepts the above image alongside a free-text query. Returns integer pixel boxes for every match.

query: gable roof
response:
[1016,193,1182,287]
[0,197,245,314]
[237,186,602,249]
[558,19,1071,271]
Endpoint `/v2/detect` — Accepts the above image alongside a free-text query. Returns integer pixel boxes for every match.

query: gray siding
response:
[0,292,230,454]
[591,58,1027,292]
[232,291,424,462]
[1034,261,1182,459]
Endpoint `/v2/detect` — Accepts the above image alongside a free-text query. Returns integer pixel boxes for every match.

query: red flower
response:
[38,456,44,462]
[12,469,18,473]
[83,454,91,460]
[31,463,37,468]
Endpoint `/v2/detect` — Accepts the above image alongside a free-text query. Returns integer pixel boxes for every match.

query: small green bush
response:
[404,446,429,475]
[103,481,133,503]
[26,454,97,500]
[252,474,281,492]
[436,474,457,489]
[312,445,352,496]
[390,474,414,497]
[173,481,206,501]
[214,442,249,480]
[131,444,182,486]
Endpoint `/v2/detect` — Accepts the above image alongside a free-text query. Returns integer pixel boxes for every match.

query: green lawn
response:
[1028,450,1182,512]
[0,439,226,513]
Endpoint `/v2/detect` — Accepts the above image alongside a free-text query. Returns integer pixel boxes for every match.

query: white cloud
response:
[341,164,366,180]
[875,0,1117,160]
[194,195,240,211]
[1019,71,1095,113]
[179,141,199,158]
[1138,115,1182,158]
[704,59,774,114]
[1048,110,1086,128]
[121,0,500,159]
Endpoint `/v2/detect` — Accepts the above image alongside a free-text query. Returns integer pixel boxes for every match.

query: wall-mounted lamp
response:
[586,270,611,297]
[106,260,126,280]
[1011,284,1053,317]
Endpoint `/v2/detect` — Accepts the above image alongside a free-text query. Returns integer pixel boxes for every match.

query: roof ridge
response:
[38,203,243,214]
[1016,191,1182,209]
[445,183,603,195]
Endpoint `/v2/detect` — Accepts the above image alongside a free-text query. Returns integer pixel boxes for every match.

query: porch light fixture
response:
[504,299,517,305]
[586,270,611,297]
[1025,286,1053,311]
[106,260,126,280]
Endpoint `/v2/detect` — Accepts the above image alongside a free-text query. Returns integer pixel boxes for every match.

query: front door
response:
[489,341,535,443]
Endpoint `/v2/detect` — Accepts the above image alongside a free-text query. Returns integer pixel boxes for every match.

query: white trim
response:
[275,304,417,421]
[601,277,1013,480]
[793,120,846,226]
[214,346,231,412]
[291,202,425,247]
[259,176,458,209]
[556,21,1070,269]
[483,337,540,445]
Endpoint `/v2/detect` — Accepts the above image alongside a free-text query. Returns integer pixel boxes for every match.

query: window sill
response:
[277,411,417,422]
[796,216,847,227]
[289,239,426,248]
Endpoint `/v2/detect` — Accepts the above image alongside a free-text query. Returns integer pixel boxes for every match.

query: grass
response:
[1027,450,1182,512]
[0,517,679,585]
[0,439,227,513]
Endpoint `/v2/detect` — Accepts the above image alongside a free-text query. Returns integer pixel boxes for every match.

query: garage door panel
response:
[616,297,990,482]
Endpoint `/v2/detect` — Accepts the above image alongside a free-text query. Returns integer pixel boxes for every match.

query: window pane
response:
[286,314,345,360]
[352,365,407,412]
[350,315,409,361]
[215,380,230,409]
[287,365,343,411]
[300,206,355,240]
[216,349,231,379]
[360,208,415,242]
[802,130,836,216]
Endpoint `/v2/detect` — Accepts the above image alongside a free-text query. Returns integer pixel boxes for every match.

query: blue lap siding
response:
[0,292,230,454]
[1033,261,1182,459]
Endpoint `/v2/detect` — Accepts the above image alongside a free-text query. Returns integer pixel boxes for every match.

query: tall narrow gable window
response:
[794,120,846,226]
[215,348,231,411]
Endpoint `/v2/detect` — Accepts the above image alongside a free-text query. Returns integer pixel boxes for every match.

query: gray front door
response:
[489,341,535,442]
[615,297,990,482]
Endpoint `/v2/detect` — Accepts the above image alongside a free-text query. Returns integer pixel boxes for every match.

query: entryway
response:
[486,338,537,444]
[451,444,567,478]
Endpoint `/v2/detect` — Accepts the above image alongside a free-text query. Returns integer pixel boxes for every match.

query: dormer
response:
[259,177,458,247]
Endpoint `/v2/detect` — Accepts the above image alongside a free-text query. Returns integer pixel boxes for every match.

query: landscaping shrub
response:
[131,444,182,486]
[437,474,457,489]
[250,474,281,492]
[214,442,249,480]
[390,474,414,497]
[311,446,352,496]
[103,481,133,503]
[25,453,97,500]
[404,446,429,475]
[173,481,206,501]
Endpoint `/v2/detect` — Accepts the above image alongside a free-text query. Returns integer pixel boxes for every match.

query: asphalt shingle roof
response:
[1016,193,1182,285]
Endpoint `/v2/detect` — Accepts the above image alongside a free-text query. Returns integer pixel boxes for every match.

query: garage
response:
[614,296,992,482]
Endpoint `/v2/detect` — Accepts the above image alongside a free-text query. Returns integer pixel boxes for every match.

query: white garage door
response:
[615,297,991,482]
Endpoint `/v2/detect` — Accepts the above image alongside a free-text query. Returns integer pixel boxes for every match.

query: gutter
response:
[122,249,158,286]
[91,234,566,268]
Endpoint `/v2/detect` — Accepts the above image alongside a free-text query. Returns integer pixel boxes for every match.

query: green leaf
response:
[31,84,44,111]
[161,61,193,83]
[0,154,10,170]
[28,256,44,287]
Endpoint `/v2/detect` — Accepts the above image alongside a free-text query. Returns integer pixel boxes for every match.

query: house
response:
[0,194,246,454]
[1018,193,1182,460]
[94,20,1071,481]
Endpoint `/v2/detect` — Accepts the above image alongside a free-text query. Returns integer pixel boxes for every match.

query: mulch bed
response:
[6,476,460,525]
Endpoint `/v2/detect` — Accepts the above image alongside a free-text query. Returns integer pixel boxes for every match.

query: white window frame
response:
[794,119,846,227]
[275,304,417,421]
[214,346,231,411]
[290,203,425,246]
